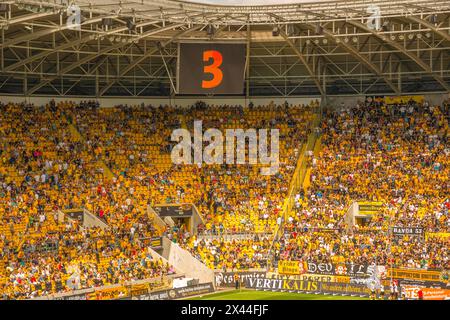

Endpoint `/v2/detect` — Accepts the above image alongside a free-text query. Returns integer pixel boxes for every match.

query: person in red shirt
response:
[417,289,424,300]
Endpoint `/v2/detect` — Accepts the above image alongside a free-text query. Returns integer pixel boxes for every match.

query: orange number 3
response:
[202,50,223,89]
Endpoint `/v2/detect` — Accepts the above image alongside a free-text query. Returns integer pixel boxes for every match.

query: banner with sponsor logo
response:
[398,279,448,299]
[422,288,450,300]
[245,278,319,292]
[215,271,266,287]
[401,284,426,299]
[245,277,370,297]
[392,227,424,237]
[132,283,214,300]
[278,260,307,275]
[320,282,371,296]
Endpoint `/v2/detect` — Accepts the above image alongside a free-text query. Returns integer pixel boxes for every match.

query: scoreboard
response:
[178,42,246,94]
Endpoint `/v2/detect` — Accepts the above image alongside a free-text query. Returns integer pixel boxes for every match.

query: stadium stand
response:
[0,0,449,302]
[0,98,447,300]
[0,99,317,297]
[277,99,449,270]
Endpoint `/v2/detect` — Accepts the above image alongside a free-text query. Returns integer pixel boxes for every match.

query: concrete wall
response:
[82,209,109,229]
[190,204,204,234]
[147,247,184,276]
[147,206,167,231]
[344,202,359,232]
[161,237,214,285]
[0,94,320,107]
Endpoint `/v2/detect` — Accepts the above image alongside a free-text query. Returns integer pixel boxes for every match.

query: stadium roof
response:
[0,0,449,97]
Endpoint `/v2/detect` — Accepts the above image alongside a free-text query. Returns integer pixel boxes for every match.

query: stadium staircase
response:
[266,112,322,269]
[64,115,115,180]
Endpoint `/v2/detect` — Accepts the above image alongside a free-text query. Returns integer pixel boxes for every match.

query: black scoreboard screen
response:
[178,43,246,94]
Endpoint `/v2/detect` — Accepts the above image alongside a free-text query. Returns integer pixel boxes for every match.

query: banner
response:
[388,268,442,282]
[365,96,385,104]
[278,261,306,275]
[399,284,423,299]
[306,262,370,277]
[384,95,424,105]
[306,262,334,275]
[425,232,450,240]
[245,277,370,297]
[398,279,448,287]
[132,283,214,300]
[54,293,87,300]
[245,278,319,292]
[153,204,193,217]
[215,271,266,287]
[299,274,334,283]
[86,286,129,300]
[64,209,84,223]
[87,286,129,300]
[334,276,352,284]
[392,227,423,236]
[422,288,450,300]
[357,202,383,215]
[140,237,163,249]
[130,283,150,297]
[398,278,448,299]
[320,282,371,296]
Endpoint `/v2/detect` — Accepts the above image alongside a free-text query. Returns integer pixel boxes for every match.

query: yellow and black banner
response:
[150,237,163,249]
[425,232,450,240]
[278,260,307,275]
[130,283,149,297]
[87,286,129,300]
[384,95,424,104]
[388,268,442,282]
[358,202,383,215]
